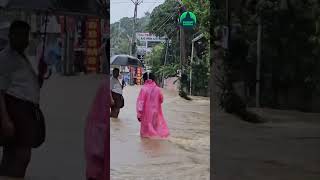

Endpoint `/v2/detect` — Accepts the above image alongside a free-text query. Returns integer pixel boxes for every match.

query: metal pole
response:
[162,39,169,88]
[190,41,194,95]
[256,17,262,107]
[130,0,142,57]
[189,33,203,96]
[226,0,230,50]
[130,0,142,85]
[42,13,52,79]
[180,28,186,69]
[63,16,68,75]
[117,21,121,42]
[132,3,137,56]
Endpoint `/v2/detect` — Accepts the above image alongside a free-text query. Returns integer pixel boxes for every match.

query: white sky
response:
[110,0,165,23]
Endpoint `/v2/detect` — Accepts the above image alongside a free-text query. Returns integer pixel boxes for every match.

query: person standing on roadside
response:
[0,20,45,178]
[110,68,124,118]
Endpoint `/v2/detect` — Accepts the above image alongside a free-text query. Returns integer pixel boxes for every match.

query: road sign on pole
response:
[179,11,197,29]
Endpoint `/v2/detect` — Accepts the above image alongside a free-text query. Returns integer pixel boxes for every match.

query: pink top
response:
[136,80,170,139]
[84,77,110,180]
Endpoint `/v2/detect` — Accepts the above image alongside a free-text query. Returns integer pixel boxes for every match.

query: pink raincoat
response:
[136,80,170,138]
[84,77,110,180]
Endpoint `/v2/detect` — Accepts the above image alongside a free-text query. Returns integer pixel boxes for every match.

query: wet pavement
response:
[0,75,210,180]
[212,107,320,180]
[111,86,210,180]
[1,74,104,180]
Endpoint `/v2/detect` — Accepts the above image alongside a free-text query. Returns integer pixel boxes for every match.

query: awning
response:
[0,0,109,18]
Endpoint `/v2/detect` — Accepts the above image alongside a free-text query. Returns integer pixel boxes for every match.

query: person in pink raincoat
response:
[84,77,110,180]
[136,72,170,139]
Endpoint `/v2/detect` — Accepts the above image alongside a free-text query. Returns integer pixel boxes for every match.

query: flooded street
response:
[111,86,210,180]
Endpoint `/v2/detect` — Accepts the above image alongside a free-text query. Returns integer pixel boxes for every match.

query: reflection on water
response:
[111,86,210,180]
[140,139,169,157]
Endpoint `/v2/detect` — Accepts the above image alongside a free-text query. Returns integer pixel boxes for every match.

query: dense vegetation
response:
[212,0,320,120]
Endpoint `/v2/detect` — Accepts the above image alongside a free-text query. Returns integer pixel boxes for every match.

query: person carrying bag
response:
[0,20,46,178]
[110,68,125,118]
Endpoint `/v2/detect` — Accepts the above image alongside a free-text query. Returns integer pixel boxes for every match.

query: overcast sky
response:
[110,0,165,23]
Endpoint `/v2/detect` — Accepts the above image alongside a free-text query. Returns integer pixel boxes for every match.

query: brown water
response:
[111,86,210,180]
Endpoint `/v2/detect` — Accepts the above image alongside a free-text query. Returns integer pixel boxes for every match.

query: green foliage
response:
[147,0,180,38]
[213,0,320,113]
[144,0,211,98]
[114,40,130,55]
[157,63,180,79]
[191,56,210,96]
[182,0,210,39]
[145,44,166,82]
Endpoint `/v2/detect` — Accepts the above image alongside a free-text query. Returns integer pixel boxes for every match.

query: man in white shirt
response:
[110,68,124,118]
[0,20,45,178]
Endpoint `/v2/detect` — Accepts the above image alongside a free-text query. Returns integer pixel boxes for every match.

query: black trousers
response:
[0,146,31,177]
[110,92,124,118]
[0,94,45,177]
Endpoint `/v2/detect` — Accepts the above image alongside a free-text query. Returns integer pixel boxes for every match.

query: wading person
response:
[136,72,170,139]
[0,21,45,178]
[110,68,124,118]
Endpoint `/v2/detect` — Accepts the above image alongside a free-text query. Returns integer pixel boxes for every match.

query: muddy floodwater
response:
[111,86,210,180]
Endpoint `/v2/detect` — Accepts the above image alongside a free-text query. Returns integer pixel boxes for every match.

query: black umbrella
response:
[111,54,144,67]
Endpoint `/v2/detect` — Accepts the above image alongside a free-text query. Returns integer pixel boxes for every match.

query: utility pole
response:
[180,25,186,69]
[177,0,186,75]
[117,21,121,44]
[162,38,169,88]
[131,0,143,56]
[129,0,143,85]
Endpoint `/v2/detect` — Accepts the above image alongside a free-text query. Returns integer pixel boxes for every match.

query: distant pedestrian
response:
[122,78,126,89]
[136,72,170,139]
[120,73,126,89]
[110,68,124,118]
[46,39,62,74]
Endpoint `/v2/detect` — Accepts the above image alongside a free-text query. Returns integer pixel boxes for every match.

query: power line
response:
[152,13,176,33]
[149,13,172,30]
[113,1,179,34]
[165,29,177,38]
[149,4,180,32]
[145,0,160,13]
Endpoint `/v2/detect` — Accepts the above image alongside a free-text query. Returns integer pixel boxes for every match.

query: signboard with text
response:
[179,11,197,29]
[136,67,142,85]
[136,32,166,42]
[85,18,101,73]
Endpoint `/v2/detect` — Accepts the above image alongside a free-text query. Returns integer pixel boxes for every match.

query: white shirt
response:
[110,76,123,95]
[0,46,40,104]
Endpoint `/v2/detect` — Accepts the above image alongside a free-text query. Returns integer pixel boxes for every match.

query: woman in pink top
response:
[136,72,170,139]
[84,77,110,180]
